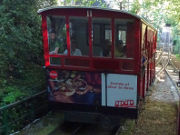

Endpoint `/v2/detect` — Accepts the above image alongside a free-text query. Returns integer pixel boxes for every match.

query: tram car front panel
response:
[38,6,157,120]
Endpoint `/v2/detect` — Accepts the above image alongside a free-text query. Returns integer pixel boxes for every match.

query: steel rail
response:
[165,69,180,96]
[169,57,179,72]
[163,49,180,135]
[156,49,170,76]
[155,50,163,65]
[72,124,83,135]
[164,68,180,135]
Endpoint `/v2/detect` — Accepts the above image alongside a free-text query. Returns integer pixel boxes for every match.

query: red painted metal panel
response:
[66,16,70,56]
[42,15,49,67]
[91,9,135,19]
[40,7,157,77]
[134,20,141,73]
[88,11,93,68]
[111,18,115,59]
[41,8,87,17]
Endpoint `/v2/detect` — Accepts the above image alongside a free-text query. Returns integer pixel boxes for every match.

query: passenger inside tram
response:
[49,29,60,55]
[115,40,126,57]
[71,40,82,56]
[47,16,67,55]
[103,40,112,57]
[69,17,89,56]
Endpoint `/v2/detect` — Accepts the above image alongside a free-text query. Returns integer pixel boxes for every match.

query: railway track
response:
[155,49,180,135]
[48,121,119,135]
[156,49,179,92]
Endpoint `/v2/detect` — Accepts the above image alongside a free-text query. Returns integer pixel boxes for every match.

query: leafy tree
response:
[113,0,132,11]
[60,0,109,7]
[0,0,57,103]
[130,0,140,14]
[112,0,180,53]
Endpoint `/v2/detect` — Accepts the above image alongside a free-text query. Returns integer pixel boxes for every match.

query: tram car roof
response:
[38,6,156,31]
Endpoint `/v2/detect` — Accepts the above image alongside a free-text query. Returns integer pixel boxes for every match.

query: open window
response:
[47,16,67,65]
[69,17,89,56]
[92,18,112,57]
[115,19,135,58]
[47,16,67,55]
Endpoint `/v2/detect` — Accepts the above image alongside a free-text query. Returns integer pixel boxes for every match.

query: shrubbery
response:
[0,0,56,106]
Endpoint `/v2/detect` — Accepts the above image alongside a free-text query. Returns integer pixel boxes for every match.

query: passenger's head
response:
[49,29,56,40]
[71,40,77,51]
[118,40,123,46]
[117,40,123,50]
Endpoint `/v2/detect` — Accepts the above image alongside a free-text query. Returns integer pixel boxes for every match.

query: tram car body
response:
[38,6,157,123]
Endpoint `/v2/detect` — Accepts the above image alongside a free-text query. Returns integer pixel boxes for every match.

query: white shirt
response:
[72,49,82,56]
[63,49,82,56]
[63,49,68,55]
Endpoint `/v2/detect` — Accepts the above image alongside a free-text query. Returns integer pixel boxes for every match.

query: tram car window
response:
[92,18,112,57]
[47,16,67,55]
[69,17,89,56]
[115,19,135,58]
[47,16,67,65]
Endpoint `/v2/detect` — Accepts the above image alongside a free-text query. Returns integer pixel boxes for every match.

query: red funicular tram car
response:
[38,6,157,126]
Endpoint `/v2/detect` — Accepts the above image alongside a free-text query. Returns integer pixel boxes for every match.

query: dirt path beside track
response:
[171,55,180,69]
[118,72,178,135]
[133,74,178,135]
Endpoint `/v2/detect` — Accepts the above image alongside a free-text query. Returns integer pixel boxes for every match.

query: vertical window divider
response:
[88,10,93,68]
[112,18,115,59]
[42,15,50,67]
[66,16,70,57]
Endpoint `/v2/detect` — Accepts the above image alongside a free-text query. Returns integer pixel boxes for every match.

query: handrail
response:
[0,90,46,111]
[0,90,48,135]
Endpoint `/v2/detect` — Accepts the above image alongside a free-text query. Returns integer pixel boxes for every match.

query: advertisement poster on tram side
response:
[106,74,137,108]
[48,70,101,105]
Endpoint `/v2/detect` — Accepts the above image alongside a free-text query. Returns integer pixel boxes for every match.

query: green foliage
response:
[130,0,140,14]
[61,0,109,7]
[0,0,57,106]
[0,92,48,134]
[176,54,180,61]
[0,0,55,133]
[2,86,25,105]
[113,0,180,54]
[0,0,42,79]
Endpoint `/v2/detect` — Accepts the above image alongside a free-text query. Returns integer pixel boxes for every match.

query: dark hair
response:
[118,40,123,45]
[49,29,55,34]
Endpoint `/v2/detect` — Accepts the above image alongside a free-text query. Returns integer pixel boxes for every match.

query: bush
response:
[0,0,57,108]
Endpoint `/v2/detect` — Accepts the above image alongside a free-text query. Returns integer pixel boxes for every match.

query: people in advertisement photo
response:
[48,70,101,105]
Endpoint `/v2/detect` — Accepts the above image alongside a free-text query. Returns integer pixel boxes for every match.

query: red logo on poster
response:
[115,100,135,108]
[49,70,58,79]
